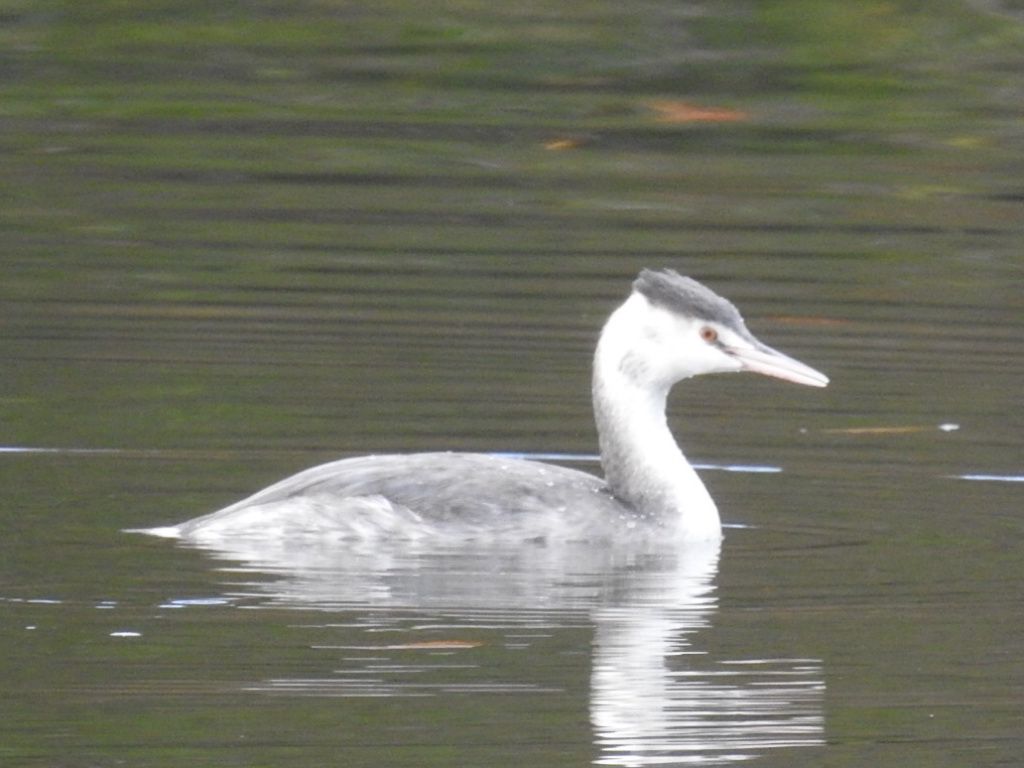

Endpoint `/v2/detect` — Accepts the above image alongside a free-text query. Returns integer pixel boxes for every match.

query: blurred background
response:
[1,2,1022,766]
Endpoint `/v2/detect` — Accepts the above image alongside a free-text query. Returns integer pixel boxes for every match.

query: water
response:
[2,2,1023,766]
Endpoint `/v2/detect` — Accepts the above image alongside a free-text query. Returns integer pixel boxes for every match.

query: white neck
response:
[591,294,721,540]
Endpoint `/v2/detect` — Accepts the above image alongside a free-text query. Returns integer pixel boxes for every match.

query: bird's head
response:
[603,269,829,390]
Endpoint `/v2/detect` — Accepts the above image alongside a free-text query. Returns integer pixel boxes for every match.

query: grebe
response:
[139,270,828,544]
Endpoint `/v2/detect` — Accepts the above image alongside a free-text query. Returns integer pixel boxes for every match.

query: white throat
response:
[591,294,721,540]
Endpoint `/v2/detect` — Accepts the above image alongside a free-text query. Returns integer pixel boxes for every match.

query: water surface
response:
[2,2,1023,766]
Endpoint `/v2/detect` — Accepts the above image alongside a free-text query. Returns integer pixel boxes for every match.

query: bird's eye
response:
[699,326,718,343]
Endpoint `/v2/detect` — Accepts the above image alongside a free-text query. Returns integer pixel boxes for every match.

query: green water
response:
[1,2,1023,766]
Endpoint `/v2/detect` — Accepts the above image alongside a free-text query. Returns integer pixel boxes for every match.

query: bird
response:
[137,269,828,545]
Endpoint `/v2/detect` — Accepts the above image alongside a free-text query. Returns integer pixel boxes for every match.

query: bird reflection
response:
[178,536,823,765]
[589,542,824,765]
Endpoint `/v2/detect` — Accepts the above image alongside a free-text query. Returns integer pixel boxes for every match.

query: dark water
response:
[2,2,1023,766]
